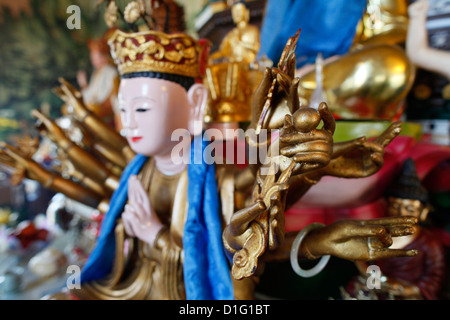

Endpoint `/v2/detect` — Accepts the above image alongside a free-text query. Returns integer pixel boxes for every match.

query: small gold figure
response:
[204,0,266,125]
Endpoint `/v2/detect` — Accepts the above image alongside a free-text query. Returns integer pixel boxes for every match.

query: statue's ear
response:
[419,205,430,222]
[187,83,208,136]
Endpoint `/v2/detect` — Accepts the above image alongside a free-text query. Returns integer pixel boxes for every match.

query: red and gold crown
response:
[108,29,209,79]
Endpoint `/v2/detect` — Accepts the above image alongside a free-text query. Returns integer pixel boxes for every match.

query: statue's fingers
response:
[288,78,300,113]
[280,140,331,156]
[0,151,14,167]
[127,175,139,203]
[291,152,330,167]
[252,68,274,120]
[369,248,418,260]
[385,226,416,238]
[229,200,266,236]
[362,141,384,154]
[344,224,391,247]
[133,176,148,205]
[318,102,335,135]
[122,211,137,237]
[1,144,27,166]
[52,87,67,101]
[31,109,54,129]
[280,125,331,145]
[356,216,418,227]
[58,77,81,98]
[370,152,384,168]
[373,121,402,147]
[367,237,387,251]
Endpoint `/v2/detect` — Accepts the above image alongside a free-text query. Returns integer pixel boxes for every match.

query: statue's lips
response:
[131,137,143,142]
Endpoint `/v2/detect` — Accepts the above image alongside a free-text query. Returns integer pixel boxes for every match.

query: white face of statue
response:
[118,77,206,157]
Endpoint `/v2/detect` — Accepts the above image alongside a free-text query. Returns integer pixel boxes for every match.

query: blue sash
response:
[183,136,234,300]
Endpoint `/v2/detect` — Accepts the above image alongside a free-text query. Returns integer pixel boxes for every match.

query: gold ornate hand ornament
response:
[32,109,120,192]
[317,121,402,178]
[227,30,339,280]
[300,216,418,261]
[226,161,295,280]
[55,116,127,172]
[0,143,102,208]
[54,149,111,199]
[278,102,335,175]
[55,78,135,162]
[208,1,260,65]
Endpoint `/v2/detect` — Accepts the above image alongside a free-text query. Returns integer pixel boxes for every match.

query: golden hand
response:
[55,78,89,121]
[32,109,119,191]
[278,102,335,175]
[302,216,418,261]
[32,109,71,150]
[248,67,276,131]
[0,143,50,185]
[0,143,102,208]
[56,78,135,162]
[320,121,402,178]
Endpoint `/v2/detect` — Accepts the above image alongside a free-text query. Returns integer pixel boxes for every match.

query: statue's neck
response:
[154,152,186,176]
[237,20,248,30]
[153,137,190,176]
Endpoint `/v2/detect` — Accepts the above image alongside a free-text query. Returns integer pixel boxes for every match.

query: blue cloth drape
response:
[183,136,234,300]
[80,137,234,300]
[258,0,367,68]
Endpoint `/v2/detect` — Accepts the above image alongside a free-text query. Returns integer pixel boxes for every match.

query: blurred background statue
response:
[204,0,271,133]
[346,158,446,300]
[76,35,120,130]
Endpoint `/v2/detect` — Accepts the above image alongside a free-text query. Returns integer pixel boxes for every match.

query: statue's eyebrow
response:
[131,96,157,102]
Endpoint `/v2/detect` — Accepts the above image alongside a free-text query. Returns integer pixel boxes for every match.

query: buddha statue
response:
[208,0,260,64]
[351,158,446,300]
[204,0,266,127]
[77,36,120,129]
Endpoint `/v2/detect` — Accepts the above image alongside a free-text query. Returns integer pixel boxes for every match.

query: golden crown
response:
[108,29,209,79]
